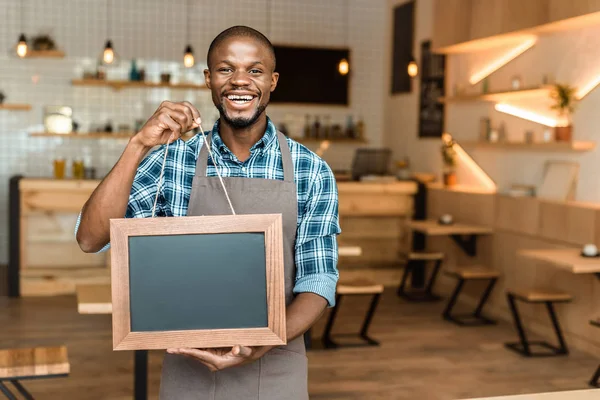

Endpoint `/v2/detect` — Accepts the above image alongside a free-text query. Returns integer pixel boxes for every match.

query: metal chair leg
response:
[397,261,413,297]
[0,382,18,400]
[474,278,497,318]
[505,293,531,356]
[424,259,442,296]
[322,294,342,349]
[589,364,600,387]
[442,278,465,320]
[359,294,381,345]
[546,301,569,355]
[10,381,34,400]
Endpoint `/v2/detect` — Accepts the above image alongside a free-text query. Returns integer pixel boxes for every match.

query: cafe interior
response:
[5,0,600,399]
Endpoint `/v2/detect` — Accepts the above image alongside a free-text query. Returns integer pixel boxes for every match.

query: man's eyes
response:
[218,68,262,74]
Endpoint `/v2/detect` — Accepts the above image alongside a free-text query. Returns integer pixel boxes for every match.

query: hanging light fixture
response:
[338,0,350,76]
[16,0,27,57]
[408,56,418,78]
[183,0,194,67]
[101,0,117,65]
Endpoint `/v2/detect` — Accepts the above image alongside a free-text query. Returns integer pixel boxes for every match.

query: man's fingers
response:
[163,108,190,133]
[181,101,202,126]
[232,345,253,357]
[157,113,181,139]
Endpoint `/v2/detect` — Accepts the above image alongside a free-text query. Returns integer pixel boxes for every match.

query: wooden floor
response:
[1,289,599,400]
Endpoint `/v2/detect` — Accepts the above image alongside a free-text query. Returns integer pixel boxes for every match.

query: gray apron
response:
[159,131,308,400]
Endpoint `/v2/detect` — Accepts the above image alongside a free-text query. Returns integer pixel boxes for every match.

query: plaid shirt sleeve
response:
[73,145,169,253]
[292,158,341,307]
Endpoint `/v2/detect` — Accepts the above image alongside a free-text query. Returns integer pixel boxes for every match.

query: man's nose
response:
[230,70,251,86]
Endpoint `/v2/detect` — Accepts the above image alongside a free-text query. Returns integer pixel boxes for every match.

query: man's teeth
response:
[227,95,254,103]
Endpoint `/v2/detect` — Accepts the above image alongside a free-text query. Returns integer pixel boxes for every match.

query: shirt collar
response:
[209,117,278,159]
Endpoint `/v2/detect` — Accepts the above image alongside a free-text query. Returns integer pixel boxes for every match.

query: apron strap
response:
[196,130,294,183]
[196,132,212,177]
[277,132,294,183]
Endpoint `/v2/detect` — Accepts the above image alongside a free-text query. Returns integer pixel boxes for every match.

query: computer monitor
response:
[350,148,392,181]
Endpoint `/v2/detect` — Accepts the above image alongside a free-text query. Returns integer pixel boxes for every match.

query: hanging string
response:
[151,123,236,218]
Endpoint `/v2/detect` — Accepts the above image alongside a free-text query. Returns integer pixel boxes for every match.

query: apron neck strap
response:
[195,130,294,183]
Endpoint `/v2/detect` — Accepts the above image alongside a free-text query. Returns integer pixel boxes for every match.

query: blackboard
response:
[109,214,286,350]
[418,40,446,138]
[391,1,415,94]
[128,233,267,332]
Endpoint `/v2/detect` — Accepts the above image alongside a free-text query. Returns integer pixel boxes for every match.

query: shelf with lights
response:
[22,50,66,58]
[0,103,32,111]
[71,79,208,91]
[460,140,596,152]
[292,137,367,144]
[29,132,196,141]
[438,86,552,103]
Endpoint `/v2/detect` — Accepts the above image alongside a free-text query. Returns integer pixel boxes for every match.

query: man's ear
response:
[270,72,279,92]
[204,69,211,89]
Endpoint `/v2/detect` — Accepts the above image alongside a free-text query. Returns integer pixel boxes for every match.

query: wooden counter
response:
[10,178,417,296]
[425,184,600,357]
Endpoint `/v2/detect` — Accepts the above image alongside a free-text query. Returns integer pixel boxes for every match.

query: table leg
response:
[410,231,426,288]
[134,350,148,400]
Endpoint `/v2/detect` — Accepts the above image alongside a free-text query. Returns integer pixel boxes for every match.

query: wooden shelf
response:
[30,132,136,139]
[72,79,207,91]
[439,86,552,103]
[292,137,367,144]
[24,50,65,58]
[30,132,195,141]
[460,141,596,152]
[0,103,31,111]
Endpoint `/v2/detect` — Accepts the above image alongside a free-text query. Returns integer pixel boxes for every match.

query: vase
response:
[443,171,457,187]
[554,125,572,142]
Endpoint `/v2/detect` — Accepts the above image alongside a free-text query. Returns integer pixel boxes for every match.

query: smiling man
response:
[75,26,340,399]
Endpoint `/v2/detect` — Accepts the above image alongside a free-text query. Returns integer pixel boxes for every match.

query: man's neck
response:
[219,115,268,162]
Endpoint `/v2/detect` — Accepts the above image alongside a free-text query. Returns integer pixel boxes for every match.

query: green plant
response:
[550,83,577,121]
[441,139,457,167]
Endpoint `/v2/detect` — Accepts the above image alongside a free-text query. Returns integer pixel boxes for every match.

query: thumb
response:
[232,345,253,357]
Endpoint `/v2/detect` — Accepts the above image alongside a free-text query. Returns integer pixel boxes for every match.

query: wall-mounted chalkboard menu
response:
[109,214,286,351]
[418,40,446,138]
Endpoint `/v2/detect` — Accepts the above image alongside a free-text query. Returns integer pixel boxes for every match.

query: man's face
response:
[205,37,279,129]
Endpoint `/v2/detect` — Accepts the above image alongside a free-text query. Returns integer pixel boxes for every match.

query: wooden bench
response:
[0,346,69,399]
[321,279,384,349]
[505,289,572,357]
[397,252,444,302]
[442,266,500,326]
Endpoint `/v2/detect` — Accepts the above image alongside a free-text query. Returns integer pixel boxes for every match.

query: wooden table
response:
[407,219,493,257]
[76,284,147,400]
[338,246,362,257]
[518,248,600,276]
[462,389,600,399]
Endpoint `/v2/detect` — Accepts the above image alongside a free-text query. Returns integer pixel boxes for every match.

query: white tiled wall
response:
[0,0,387,264]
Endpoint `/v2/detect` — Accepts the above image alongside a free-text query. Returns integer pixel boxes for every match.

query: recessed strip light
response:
[575,75,600,100]
[453,143,497,191]
[495,103,559,127]
[469,37,537,85]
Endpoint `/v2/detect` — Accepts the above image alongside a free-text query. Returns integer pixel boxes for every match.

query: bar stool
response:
[0,346,69,399]
[504,288,572,357]
[442,266,500,326]
[321,279,383,349]
[588,318,600,387]
[397,252,444,302]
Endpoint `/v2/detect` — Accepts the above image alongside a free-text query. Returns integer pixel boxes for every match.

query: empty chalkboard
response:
[128,233,267,332]
[109,214,286,350]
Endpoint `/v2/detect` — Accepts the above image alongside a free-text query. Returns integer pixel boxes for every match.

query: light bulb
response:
[184,45,195,68]
[16,34,28,58]
[338,58,349,75]
[408,60,418,78]
[103,40,114,64]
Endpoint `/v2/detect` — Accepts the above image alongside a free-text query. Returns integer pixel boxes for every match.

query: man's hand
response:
[132,101,202,151]
[167,345,274,372]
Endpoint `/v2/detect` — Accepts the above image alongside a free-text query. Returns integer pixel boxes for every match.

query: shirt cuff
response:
[293,273,339,308]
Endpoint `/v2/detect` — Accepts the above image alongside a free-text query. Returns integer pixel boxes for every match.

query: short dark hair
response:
[207,25,276,71]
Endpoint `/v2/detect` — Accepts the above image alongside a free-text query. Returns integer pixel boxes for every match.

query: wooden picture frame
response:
[109,214,286,351]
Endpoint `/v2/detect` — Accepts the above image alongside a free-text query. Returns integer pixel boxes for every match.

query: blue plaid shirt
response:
[76,118,341,306]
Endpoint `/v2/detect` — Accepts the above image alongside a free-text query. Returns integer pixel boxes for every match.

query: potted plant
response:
[441,135,457,187]
[550,83,577,142]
